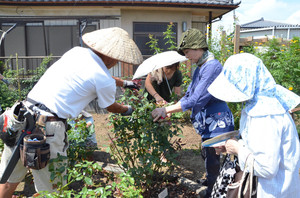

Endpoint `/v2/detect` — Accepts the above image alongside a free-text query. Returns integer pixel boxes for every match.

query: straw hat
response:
[82,27,143,65]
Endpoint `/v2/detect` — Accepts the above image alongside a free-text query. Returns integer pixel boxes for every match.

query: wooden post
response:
[220,31,226,58]
[208,11,212,40]
[233,25,240,54]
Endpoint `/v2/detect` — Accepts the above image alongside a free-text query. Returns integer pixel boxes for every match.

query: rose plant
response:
[109,88,184,194]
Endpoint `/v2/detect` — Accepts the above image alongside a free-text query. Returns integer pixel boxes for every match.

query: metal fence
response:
[0,56,61,78]
[0,56,132,78]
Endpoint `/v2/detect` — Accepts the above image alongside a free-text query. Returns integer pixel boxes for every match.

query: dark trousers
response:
[201,146,220,198]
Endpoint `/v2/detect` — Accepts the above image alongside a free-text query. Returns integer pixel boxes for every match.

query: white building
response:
[240,17,300,40]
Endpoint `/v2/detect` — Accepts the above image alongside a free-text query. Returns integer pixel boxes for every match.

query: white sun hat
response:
[82,27,143,65]
[133,51,187,79]
[207,54,256,103]
[208,53,300,116]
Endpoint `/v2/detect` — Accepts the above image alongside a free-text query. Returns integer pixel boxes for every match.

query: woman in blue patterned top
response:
[151,28,235,198]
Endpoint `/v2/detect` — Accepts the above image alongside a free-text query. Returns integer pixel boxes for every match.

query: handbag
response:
[211,154,239,198]
[226,154,257,198]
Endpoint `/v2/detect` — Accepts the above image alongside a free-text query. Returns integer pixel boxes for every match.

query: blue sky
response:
[213,0,300,34]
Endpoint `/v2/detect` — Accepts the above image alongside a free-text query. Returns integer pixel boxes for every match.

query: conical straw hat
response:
[82,27,143,65]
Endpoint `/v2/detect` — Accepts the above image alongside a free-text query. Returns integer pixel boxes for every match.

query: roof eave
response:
[0,1,240,10]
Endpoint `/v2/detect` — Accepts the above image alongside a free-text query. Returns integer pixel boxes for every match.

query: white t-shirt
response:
[28,47,116,119]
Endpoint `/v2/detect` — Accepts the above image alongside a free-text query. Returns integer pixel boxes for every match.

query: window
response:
[133,22,177,58]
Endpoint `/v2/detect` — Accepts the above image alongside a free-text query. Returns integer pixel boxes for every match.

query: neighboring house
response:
[240,17,300,40]
[0,0,239,77]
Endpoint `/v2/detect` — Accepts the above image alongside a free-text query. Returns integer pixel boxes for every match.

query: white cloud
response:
[212,0,300,36]
[239,0,287,23]
[286,10,300,25]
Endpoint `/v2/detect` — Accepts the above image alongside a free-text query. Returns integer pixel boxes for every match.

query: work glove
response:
[123,80,139,90]
[151,107,166,122]
[121,105,133,116]
[1,79,9,85]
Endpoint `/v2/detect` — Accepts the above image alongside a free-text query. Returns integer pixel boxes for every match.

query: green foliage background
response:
[0,56,51,110]
[210,29,300,133]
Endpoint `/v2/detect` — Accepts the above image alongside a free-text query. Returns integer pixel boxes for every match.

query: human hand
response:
[86,122,92,128]
[155,97,167,105]
[123,80,139,90]
[214,146,226,155]
[151,107,166,122]
[121,105,133,116]
[152,93,167,105]
[224,138,240,155]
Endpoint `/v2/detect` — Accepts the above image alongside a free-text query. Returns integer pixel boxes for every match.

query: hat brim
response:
[82,27,143,65]
[177,48,184,56]
[208,72,251,103]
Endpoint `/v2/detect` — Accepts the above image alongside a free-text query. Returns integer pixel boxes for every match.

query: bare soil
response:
[15,113,206,197]
[93,113,207,197]
[93,113,205,182]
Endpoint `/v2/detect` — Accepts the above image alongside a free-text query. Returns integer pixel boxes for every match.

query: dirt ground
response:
[93,113,206,182]
[15,113,207,197]
[14,109,300,197]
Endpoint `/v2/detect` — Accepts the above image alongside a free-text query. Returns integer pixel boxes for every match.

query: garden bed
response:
[14,113,207,197]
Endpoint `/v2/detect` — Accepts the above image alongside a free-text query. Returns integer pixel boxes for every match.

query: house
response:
[0,0,239,77]
[240,17,300,40]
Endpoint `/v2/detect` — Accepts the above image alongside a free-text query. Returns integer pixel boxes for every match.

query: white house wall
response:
[121,10,195,41]
[1,6,209,57]
[240,30,272,39]
[0,6,121,17]
[99,19,121,29]
[241,28,300,40]
[1,5,209,77]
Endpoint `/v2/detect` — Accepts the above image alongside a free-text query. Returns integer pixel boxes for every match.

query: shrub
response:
[67,119,97,167]
[258,37,300,95]
[37,159,142,197]
[109,88,183,193]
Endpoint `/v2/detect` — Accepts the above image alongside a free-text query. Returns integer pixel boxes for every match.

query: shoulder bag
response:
[226,153,257,198]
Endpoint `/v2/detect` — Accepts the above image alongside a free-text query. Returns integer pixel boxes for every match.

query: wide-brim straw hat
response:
[82,27,143,65]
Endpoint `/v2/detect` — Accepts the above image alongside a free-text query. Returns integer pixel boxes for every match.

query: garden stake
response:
[107,133,126,170]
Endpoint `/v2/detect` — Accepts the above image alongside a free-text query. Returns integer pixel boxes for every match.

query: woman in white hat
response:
[208,53,300,197]
[0,27,143,197]
[151,28,235,198]
[145,62,183,104]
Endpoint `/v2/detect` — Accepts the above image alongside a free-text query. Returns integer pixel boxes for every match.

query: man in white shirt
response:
[0,27,143,197]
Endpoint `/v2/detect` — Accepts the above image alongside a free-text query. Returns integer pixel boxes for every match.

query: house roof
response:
[0,0,240,8]
[0,0,240,23]
[241,17,300,29]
